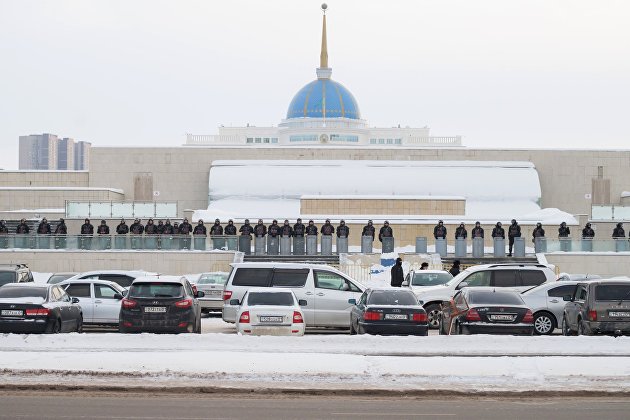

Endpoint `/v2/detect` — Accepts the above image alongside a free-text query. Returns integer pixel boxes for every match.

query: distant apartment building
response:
[19,133,90,170]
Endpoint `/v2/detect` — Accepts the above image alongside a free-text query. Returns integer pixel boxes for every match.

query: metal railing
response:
[65,201,178,219]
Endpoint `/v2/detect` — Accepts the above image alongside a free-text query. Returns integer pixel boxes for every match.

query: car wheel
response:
[425,304,442,330]
[561,315,573,336]
[76,316,83,334]
[46,319,61,334]
[533,312,555,335]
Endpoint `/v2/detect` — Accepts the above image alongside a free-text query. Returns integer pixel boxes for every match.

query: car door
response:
[271,269,314,325]
[51,286,72,332]
[63,283,94,323]
[545,284,578,322]
[92,283,123,324]
[58,287,81,331]
[313,270,363,327]
[450,291,469,334]
[567,284,587,329]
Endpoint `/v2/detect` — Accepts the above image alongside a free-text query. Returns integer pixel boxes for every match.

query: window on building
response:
[378,139,385,144]
[330,134,359,143]
[370,139,376,144]
[271,138,278,143]
[289,135,318,142]
[395,138,402,144]
[255,138,262,143]
[263,138,270,143]
[387,139,393,144]
[246,138,253,143]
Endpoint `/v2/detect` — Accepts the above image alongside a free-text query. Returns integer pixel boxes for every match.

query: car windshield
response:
[445,270,470,287]
[0,287,47,299]
[48,274,74,284]
[468,291,523,305]
[247,292,294,306]
[412,272,452,286]
[128,283,183,298]
[368,290,418,306]
[595,284,630,301]
[0,271,17,286]
[197,274,228,285]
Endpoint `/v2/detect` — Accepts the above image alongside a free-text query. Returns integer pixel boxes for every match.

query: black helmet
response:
[297,218,302,222]
[101,220,106,224]
[245,219,249,223]
[586,222,591,227]
[561,222,566,226]
[511,219,517,224]
[475,221,480,226]
[368,220,373,225]
[309,220,314,224]
[273,219,278,223]
[384,220,389,225]
[215,218,220,223]
[438,220,443,224]
[325,219,330,223]
[284,219,289,224]
[617,222,623,228]
[497,222,502,227]
[537,222,542,227]
[340,220,345,224]
[228,219,233,224]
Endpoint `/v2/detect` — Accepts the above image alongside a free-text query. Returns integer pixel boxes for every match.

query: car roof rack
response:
[487,263,547,268]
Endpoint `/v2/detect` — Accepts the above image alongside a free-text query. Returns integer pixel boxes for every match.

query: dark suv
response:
[0,264,34,287]
[562,280,630,336]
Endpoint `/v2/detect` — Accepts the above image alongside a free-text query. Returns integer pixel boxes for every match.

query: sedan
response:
[0,283,83,333]
[232,288,306,336]
[193,272,229,314]
[440,288,534,335]
[60,279,126,326]
[349,288,429,336]
[520,281,583,335]
[47,272,78,284]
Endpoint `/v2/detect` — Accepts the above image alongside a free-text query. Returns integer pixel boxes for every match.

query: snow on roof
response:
[0,187,124,194]
[622,191,630,198]
[300,195,466,200]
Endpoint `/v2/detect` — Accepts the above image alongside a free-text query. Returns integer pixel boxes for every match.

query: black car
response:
[440,288,534,335]
[119,276,204,333]
[0,283,83,333]
[0,264,34,286]
[349,288,428,335]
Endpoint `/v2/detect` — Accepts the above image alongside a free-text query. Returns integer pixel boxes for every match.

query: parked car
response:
[402,270,453,291]
[222,263,365,328]
[557,273,602,282]
[232,288,306,336]
[119,276,204,333]
[64,270,159,289]
[439,288,534,336]
[193,272,229,314]
[47,272,78,284]
[415,263,555,329]
[0,264,34,286]
[59,279,126,326]
[562,279,630,336]
[349,288,428,336]
[0,283,82,333]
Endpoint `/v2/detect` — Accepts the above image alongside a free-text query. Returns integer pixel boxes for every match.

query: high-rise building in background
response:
[18,134,90,170]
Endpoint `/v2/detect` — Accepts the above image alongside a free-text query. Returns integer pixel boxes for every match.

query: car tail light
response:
[363,311,383,321]
[465,308,481,321]
[588,310,598,321]
[25,308,50,316]
[121,298,137,309]
[223,290,233,301]
[522,310,534,323]
[292,311,304,324]
[175,298,193,309]
[178,322,188,328]
[239,311,250,324]
[412,313,428,322]
[122,321,132,327]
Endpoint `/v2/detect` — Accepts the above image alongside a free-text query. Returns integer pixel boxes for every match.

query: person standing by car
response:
[116,219,129,234]
[491,222,505,239]
[420,262,429,270]
[37,218,51,235]
[267,219,281,238]
[293,218,305,238]
[508,219,521,257]
[97,220,109,235]
[321,219,335,236]
[449,260,461,276]
[239,219,254,237]
[194,220,207,235]
[362,220,375,240]
[471,222,484,239]
[455,222,467,239]
[337,220,349,238]
[306,220,318,236]
[16,218,30,234]
[225,219,237,235]
[558,222,570,238]
[612,223,625,239]
[390,257,404,287]
[144,219,158,235]
[532,223,545,241]
[280,219,293,237]
[582,223,595,239]
[433,220,446,239]
[254,219,267,237]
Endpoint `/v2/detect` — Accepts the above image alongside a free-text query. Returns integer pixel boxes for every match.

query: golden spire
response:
[320,4,328,68]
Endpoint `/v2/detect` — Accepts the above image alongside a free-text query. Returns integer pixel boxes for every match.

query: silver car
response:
[520,281,583,335]
[194,272,229,314]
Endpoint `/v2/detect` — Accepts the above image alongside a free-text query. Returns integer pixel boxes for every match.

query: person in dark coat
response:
[16,218,30,234]
[254,219,267,237]
[420,262,429,270]
[306,220,318,236]
[390,257,404,287]
[193,220,207,236]
[362,220,375,240]
[156,220,165,234]
[130,219,144,235]
[582,223,595,239]
[268,220,281,237]
[558,222,570,238]
[173,222,179,233]
[321,219,335,236]
[507,219,521,257]
[225,219,237,235]
[97,220,109,235]
[280,220,293,237]
[37,218,51,234]
[293,218,305,237]
[455,222,467,239]
[80,218,94,235]
[0,220,9,234]
[379,221,393,242]
[163,219,174,235]
[471,222,484,238]
[491,222,505,239]
[116,219,129,234]
[179,218,192,235]
[449,260,461,277]
[240,219,254,237]
[532,223,545,241]
[612,223,625,238]
[433,220,446,239]
[210,219,223,236]
[337,220,349,238]
[144,219,158,235]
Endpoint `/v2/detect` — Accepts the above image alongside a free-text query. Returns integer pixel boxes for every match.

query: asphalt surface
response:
[0,392,628,420]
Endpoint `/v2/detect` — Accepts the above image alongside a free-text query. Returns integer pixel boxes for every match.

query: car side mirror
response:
[122,290,128,296]
[401,280,409,287]
[347,298,357,305]
[71,297,80,304]
[298,299,307,306]
[113,293,123,300]
[229,299,240,306]
[563,295,573,302]
[195,291,205,298]
[456,281,469,290]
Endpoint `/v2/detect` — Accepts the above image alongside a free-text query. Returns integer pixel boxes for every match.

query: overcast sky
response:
[1,0,629,169]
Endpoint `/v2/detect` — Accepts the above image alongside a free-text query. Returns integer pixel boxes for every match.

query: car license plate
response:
[259,316,283,323]
[489,314,514,321]
[144,306,167,313]
[208,290,222,296]
[609,311,630,318]
[1,310,23,316]
[384,314,407,320]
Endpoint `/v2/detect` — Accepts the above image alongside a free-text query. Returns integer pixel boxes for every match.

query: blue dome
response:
[286,79,361,120]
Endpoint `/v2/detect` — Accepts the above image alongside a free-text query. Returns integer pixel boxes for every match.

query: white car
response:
[59,278,126,326]
[233,288,306,336]
[64,270,159,289]
[192,272,229,314]
[402,270,453,292]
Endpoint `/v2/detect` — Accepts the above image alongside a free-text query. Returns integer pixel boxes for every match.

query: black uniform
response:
[293,221,306,237]
[362,222,375,240]
[130,220,144,235]
[54,219,67,235]
[193,223,207,236]
[16,220,30,234]
[390,259,404,287]
[491,223,505,238]
[254,222,267,237]
[0,221,8,234]
[612,223,625,238]
[455,224,467,239]
[179,220,193,235]
[145,220,158,234]
[508,220,521,256]
[558,222,571,238]
[306,222,318,236]
[433,222,447,239]
[156,221,165,235]
[268,221,281,238]
[97,222,110,235]
[116,221,129,234]
[378,223,393,242]
[225,221,237,235]
[532,224,545,240]
[210,222,223,236]
[449,261,461,277]
[471,224,484,238]
[337,222,349,238]
[37,220,51,234]
[80,220,94,235]
[239,222,254,236]
[582,224,595,239]
[280,222,293,237]
[321,222,335,236]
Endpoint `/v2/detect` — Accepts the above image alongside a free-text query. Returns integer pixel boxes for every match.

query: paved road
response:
[0,392,628,420]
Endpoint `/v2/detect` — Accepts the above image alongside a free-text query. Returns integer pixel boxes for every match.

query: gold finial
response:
[320,4,328,69]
